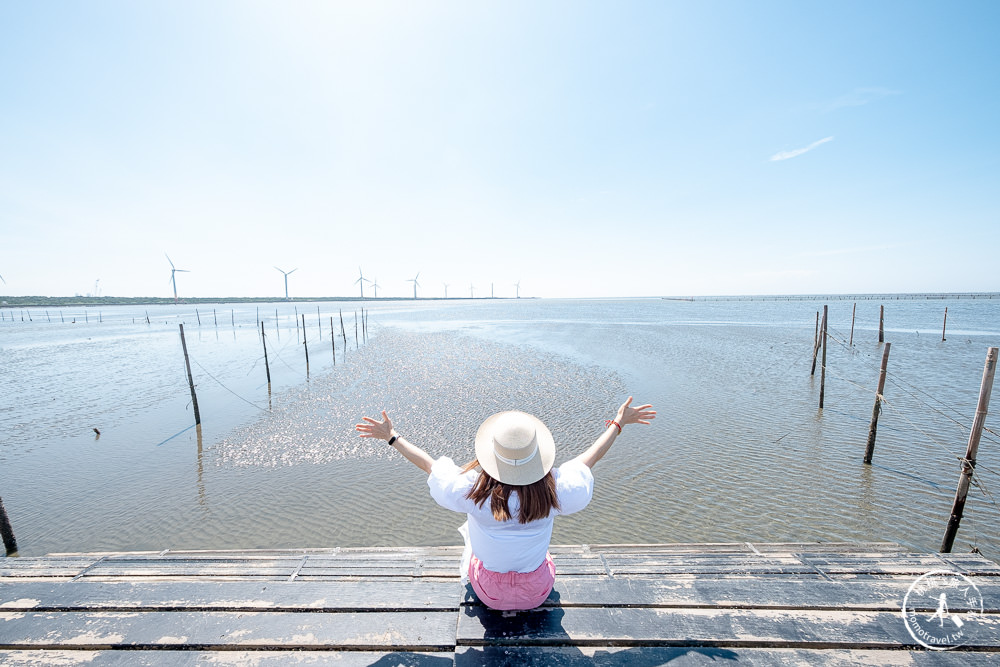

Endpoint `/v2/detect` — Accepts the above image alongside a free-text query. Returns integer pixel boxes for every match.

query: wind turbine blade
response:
[289,268,297,274]
[1,274,6,284]
[165,254,175,269]
[275,266,285,274]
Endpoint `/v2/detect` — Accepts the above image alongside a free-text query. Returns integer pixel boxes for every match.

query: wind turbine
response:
[166,254,189,303]
[275,266,297,301]
[443,283,450,298]
[469,283,475,298]
[408,272,421,299]
[355,267,370,299]
[371,278,380,298]
[514,280,521,299]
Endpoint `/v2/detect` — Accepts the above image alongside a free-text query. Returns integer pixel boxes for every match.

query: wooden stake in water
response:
[864,342,891,464]
[317,306,322,341]
[339,310,347,361]
[878,305,884,343]
[196,309,201,326]
[302,314,310,377]
[295,307,300,343]
[849,302,856,347]
[261,321,271,385]
[0,495,17,556]
[942,307,948,342]
[330,316,336,366]
[178,323,201,425]
[811,311,821,376]
[940,346,998,553]
[355,311,359,349]
[819,305,828,409]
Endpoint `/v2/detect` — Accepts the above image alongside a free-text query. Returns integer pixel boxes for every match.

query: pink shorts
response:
[468,553,556,611]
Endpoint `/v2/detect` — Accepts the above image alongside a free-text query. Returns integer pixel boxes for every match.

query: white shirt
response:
[427,456,594,573]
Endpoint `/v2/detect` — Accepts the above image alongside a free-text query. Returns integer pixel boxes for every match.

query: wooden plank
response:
[0,580,462,611]
[459,576,1000,611]
[0,650,458,665]
[456,606,1000,649]
[0,610,457,651]
[455,645,1000,665]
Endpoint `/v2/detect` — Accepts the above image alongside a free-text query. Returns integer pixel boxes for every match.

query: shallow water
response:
[2,297,999,560]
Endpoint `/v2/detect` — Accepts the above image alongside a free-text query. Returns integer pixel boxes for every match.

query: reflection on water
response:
[1,297,998,560]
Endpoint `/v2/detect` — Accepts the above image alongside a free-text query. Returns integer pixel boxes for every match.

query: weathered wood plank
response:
[456,606,1000,649]
[460,577,1000,611]
[0,610,457,650]
[0,650,457,665]
[0,580,462,611]
[455,645,1000,665]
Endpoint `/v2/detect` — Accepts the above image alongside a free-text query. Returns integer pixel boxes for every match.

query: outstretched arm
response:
[571,397,655,469]
[355,411,435,474]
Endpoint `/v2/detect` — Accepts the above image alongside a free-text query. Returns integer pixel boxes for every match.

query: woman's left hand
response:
[355,410,394,441]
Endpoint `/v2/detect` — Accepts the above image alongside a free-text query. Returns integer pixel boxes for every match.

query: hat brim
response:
[474,411,556,486]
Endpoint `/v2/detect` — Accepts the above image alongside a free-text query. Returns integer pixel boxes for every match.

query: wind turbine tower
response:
[408,272,421,299]
[469,283,475,299]
[514,280,521,299]
[165,254,190,304]
[355,267,370,299]
[443,283,450,298]
[275,267,297,301]
[371,278,380,298]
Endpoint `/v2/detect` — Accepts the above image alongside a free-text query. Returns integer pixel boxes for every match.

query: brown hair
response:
[461,459,560,523]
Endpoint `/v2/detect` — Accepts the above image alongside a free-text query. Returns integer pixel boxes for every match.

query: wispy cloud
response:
[770,136,833,162]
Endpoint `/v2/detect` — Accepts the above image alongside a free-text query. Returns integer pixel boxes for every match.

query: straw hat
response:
[474,411,556,486]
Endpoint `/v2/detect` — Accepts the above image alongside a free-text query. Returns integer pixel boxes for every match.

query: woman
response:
[355,397,655,611]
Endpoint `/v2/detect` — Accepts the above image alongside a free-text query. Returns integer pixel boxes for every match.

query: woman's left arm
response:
[355,410,436,474]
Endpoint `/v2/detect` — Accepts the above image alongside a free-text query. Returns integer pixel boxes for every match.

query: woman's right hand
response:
[616,396,656,427]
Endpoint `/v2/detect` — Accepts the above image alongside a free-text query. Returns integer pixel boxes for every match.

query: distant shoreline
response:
[0,292,995,307]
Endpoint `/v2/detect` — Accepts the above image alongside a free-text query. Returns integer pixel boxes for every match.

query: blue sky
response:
[1,1,997,299]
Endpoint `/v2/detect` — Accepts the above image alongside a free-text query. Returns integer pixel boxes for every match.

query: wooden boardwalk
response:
[1,542,998,665]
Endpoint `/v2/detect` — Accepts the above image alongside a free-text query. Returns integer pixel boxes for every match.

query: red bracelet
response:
[605,419,622,434]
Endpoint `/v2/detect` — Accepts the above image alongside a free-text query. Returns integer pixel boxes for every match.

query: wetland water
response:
[2,297,999,560]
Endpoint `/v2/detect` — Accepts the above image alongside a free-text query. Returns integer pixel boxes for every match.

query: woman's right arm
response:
[571,397,656,469]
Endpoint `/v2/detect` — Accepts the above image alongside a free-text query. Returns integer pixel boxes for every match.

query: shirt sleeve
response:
[427,456,477,514]
[554,459,595,515]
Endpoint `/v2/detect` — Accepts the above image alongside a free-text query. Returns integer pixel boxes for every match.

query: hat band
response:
[494,445,538,467]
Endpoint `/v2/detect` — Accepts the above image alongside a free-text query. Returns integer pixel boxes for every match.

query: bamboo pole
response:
[295,307,300,342]
[330,316,336,366]
[317,306,322,341]
[355,311,359,349]
[811,311,821,376]
[940,346,998,553]
[878,305,884,343]
[819,305,828,409]
[261,321,271,385]
[849,302,856,346]
[196,309,201,326]
[0,495,17,556]
[178,323,201,425]
[302,314,310,377]
[864,343,892,464]
[942,307,948,342]
[339,310,347,361]
[213,309,217,327]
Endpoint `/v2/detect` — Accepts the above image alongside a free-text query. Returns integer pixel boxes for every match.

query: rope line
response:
[191,357,269,412]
